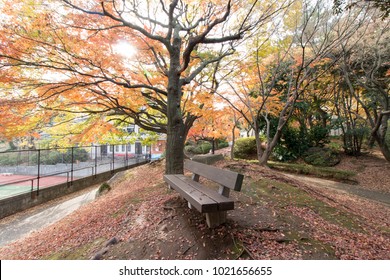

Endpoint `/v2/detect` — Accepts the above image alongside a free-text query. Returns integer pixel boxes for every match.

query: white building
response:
[91,124,165,160]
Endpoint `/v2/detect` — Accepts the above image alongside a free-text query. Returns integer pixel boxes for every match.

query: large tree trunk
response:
[165,36,186,175]
[254,128,264,163]
[258,127,283,165]
[373,115,390,162]
[165,86,196,173]
[258,106,291,165]
[165,118,186,174]
[165,84,187,173]
[230,125,236,160]
[379,142,390,161]
[165,91,186,174]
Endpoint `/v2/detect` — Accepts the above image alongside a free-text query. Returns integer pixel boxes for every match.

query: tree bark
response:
[258,103,292,165]
[165,32,187,174]
[254,123,264,163]
[373,114,390,161]
[230,126,236,160]
[378,141,390,161]
[258,126,283,165]
[211,139,216,154]
[165,118,186,174]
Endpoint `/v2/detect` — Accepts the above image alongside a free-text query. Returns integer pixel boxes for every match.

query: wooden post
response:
[218,185,230,197]
[205,212,227,228]
[192,173,200,182]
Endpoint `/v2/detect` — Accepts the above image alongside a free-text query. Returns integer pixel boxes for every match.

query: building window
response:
[126,124,135,133]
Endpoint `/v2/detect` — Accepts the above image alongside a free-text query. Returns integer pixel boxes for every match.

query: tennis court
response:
[0,174,71,199]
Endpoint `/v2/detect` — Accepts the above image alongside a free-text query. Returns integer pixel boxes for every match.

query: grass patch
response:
[243,177,365,233]
[45,238,105,260]
[281,230,336,259]
[267,161,357,182]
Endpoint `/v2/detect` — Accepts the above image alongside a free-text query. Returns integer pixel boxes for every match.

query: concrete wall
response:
[0,161,148,219]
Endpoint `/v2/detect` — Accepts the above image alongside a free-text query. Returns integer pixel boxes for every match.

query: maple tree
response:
[216,0,367,165]
[0,0,290,174]
[187,106,238,154]
[1,0,388,169]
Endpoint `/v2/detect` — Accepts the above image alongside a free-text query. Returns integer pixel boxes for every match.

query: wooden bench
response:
[163,159,244,228]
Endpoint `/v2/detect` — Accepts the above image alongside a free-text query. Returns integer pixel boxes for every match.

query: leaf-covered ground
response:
[0,156,389,260]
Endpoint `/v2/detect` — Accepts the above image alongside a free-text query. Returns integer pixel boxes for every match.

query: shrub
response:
[233,137,257,159]
[31,148,90,164]
[308,125,329,147]
[39,151,63,165]
[0,153,20,166]
[185,138,229,156]
[273,127,308,162]
[184,141,212,155]
[184,145,196,154]
[272,124,331,162]
[343,126,369,156]
[0,151,35,166]
[194,141,212,154]
[272,145,299,162]
[64,148,90,163]
[216,139,229,149]
[303,147,341,167]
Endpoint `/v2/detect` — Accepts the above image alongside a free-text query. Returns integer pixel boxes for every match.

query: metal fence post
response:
[94,145,98,177]
[37,149,40,196]
[112,144,115,172]
[125,144,128,168]
[70,147,74,185]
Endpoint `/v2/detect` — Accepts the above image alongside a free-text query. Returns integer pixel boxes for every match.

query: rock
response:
[91,253,103,260]
[91,238,118,260]
[95,182,111,198]
[91,247,110,260]
[105,237,119,247]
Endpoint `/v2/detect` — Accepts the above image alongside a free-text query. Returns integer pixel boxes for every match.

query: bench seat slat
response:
[164,175,217,212]
[164,175,234,213]
[174,175,234,211]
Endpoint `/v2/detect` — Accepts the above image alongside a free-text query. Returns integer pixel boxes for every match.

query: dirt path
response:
[283,173,390,207]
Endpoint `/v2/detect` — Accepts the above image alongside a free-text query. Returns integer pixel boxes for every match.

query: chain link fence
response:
[0,144,151,199]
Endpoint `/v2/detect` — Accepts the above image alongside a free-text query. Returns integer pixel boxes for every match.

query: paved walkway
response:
[283,173,390,207]
[0,188,97,247]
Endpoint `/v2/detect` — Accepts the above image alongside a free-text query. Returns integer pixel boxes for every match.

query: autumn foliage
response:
[0,0,389,164]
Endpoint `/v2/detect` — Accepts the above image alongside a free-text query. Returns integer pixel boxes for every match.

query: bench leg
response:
[205,211,227,228]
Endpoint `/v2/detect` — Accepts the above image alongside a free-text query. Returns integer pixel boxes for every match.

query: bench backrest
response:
[184,159,244,192]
